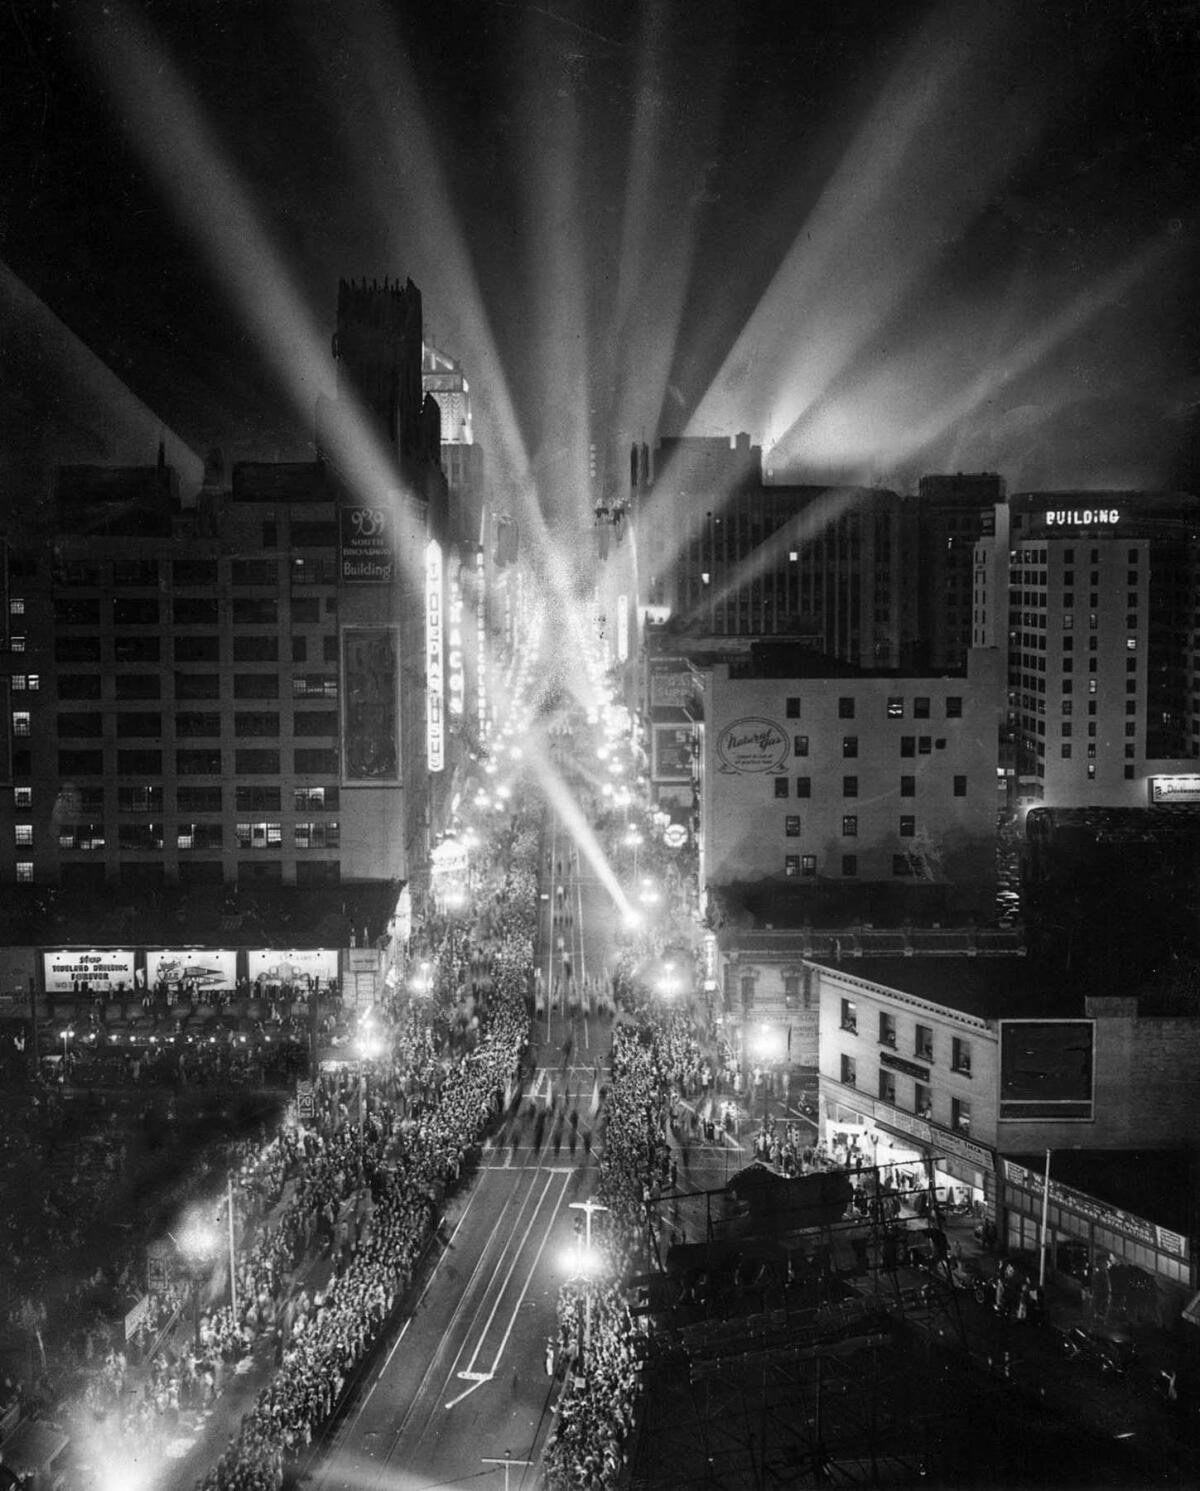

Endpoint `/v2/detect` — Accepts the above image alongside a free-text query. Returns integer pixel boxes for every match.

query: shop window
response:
[878,1012,896,1047]
[914,1024,933,1063]
[840,1054,857,1088]
[840,998,857,1034]
[951,1037,972,1075]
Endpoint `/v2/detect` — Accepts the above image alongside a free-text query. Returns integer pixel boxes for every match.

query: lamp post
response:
[624,827,642,881]
[177,1218,218,1351]
[567,1198,609,1366]
[356,1025,383,1139]
[752,1023,783,1128]
[60,1027,73,1062]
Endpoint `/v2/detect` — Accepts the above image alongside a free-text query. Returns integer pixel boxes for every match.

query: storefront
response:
[824,1090,995,1214]
[1000,1154,1193,1306]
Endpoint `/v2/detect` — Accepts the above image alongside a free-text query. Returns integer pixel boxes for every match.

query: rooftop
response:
[807,954,1079,1020]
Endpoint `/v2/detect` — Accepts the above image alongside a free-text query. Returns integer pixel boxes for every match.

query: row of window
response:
[43,673,339,699]
[11,785,336,812]
[788,734,951,759]
[9,860,343,886]
[783,853,928,878]
[45,712,338,738]
[38,822,341,851]
[785,695,963,721]
[39,550,341,588]
[52,634,340,663]
[839,1000,973,1070]
[52,749,339,776]
[775,775,967,799]
[784,814,920,838]
[838,1054,972,1131]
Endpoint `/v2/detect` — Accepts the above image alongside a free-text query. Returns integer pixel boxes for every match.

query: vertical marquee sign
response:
[339,504,394,584]
[342,628,399,782]
[426,540,445,774]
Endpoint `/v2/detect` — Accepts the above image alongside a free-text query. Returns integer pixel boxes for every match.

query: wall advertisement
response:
[145,949,238,991]
[342,627,400,783]
[339,504,394,584]
[998,1019,1094,1120]
[426,540,445,773]
[715,717,789,774]
[44,948,136,994]
[248,949,339,988]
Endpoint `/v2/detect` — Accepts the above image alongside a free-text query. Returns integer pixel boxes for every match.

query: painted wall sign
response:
[342,627,399,782]
[339,504,394,583]
[715,717,789,774]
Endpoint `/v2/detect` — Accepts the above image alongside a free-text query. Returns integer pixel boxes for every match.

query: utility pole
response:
[482,1455,533,1491]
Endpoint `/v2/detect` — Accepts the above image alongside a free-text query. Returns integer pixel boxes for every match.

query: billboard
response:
[339,504,394,584]
[248,949,339,988]
[1149,774,1200,805]
[426,540,445,773]
[653,724,694,782]
[342,627,399,782]
[44,948,136,994]
[146,949,237,992]
[999,1019,1094,1120]
[715,717,789,775]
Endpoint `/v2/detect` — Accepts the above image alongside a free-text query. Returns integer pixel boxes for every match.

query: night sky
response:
[2,0,1199,508]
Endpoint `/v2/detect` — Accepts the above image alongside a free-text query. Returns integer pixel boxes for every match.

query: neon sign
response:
[425,541,444,774]
[1044,509,1120,527]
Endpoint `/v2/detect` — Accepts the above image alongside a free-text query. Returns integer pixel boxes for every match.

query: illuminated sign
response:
[1044,508,1120,527]
[44,948,136,994]
[339,504,394,584]
[426,540,445,774]
[616,594,629,662]
[248,949,338,986]
[999,1020,1094,1120]
[146,949,237,990]
[1150,774,1200,804]
[448,569,465,719]
[476,549,488,739]
[715,717,789,775]
[342,627,399,782]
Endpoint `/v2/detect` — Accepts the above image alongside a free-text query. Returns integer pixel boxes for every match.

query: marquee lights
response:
[425,540,444,774]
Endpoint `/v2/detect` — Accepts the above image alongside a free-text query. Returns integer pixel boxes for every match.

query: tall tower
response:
[332,277,428,462]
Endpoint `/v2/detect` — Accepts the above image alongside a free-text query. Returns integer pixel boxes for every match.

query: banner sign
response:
[44,948,135,994]
[426,540,445,773]
[248,949,338,988]
[146,949,237,991]
[339,504,394,584]
[342,627,399,782]
[1003,1160,1170,1252]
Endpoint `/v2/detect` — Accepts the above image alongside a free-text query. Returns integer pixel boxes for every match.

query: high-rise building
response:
[974,491,1200,808]
[913,472,1006,672]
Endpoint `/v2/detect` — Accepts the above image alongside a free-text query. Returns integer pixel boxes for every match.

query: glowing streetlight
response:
[60,1027,73,1062]
[752,1023,785,1126]
[356,1023,383,1139]
[177,1216,218,1350]
[566,1198,609,1366]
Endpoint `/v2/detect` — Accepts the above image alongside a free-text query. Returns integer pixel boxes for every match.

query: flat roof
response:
[1005,1149,1194,1237]
[807,955,1079,1020]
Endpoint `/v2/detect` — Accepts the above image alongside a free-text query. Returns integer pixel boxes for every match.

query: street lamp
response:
[177,1217,218,1351]
[657,960,679,1000]
[356,1025,383,1138]
[624,827,643,880]
[752,1023,784,1127]
[60,1027,73,1062]
[566,1199,609,1367]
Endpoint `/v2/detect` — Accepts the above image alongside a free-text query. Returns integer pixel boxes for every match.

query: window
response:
[235,749,280,774]
[290,521,338,547]
[236,821,282,848]
[784,974,802,1009]
[173,560,218,586]
[879,1012,896,1047]
[177,786,223,812]
[901,736,915,757]
[14,824,33,846]
[842,853,857,876]
[173,597,218,625]
[887,697,904,718]
[234,673,280,699]
[740,974,756,1010]
[900,775,915,797]
[13,788,31,808]
[785,696,801,719]
[914,1024,933,1062]
[795,776,811,797]
[232,558,277,586]
[114,636,160,662]
[784,854,800,877]
[951,1037,972,1075]
[118,785,163,813]
[58,675,103,699]
[294,786,337,810]
[175,635,220,662]
[117,750,162,775]
[785,815,801,836]
[951,1096,971,1133]
[840,1054,857,1087]
[918,736,932,754]
[176,712,221,737]
[12,712,31,737]
[58,749,103,775]
[774,777,789,799]
[262,521,277,548]
[838,697,855,719]
[322,636,339,663]
[292,636,308,663]
[233,597,278,625]
[15,862,32,884]
[113,559,158,586]
[294,821,340,849]
[176,749,222,775]
[55,636,101,662]
[842,735,858,758]
[840,998,857,1034]
[295,748,338,773]
[899,816,915,837]
[913,696,930,719]
[233,635,279,662]
[116,713,161,737]
[116,675,161,699]
[176,673,221,700]
[293,675,339,699]
[843,775,858,797]
[118,822,164,851]
[953,774,967,797]
[178,823,225,850]
[54,598,100,626]
[878,1070,896,1104]
[793,734,809,757]
[801,854,816,876]
[9,674,37,691]
[841,815,858,836]
[59,822,105,851]
[292,597,320,624]
[235,712,281,737]
[946,696,962,718]
[57,712,101,737]
[8,598,23,616]
[236,785,282,812]
[293,711,338,736]
[914,1083,932,1119]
